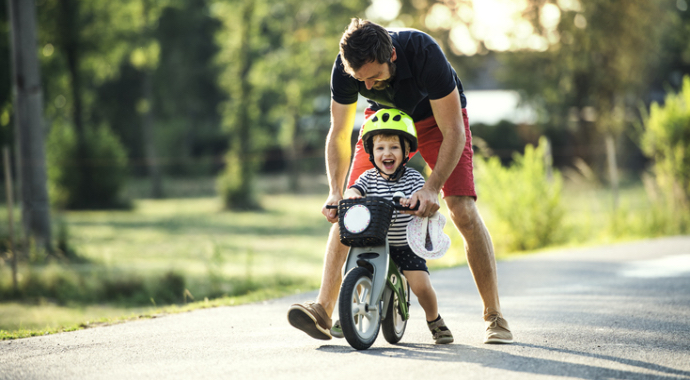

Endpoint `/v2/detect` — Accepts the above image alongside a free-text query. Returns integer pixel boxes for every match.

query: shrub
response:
[476,136,565,252]
[639,75,690,233]
[47,122,129,209]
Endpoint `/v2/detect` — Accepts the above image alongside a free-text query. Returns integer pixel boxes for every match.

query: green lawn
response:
[0,194,333,334]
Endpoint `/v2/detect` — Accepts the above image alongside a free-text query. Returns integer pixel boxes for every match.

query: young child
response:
[337,108,453,344]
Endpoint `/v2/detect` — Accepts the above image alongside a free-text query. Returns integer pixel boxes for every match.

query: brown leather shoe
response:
[484,313,514,344]
[287,302,332,340]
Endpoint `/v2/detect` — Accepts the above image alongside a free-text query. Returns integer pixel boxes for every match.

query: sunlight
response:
[620,254,690,278]
[425,3,453,31]
[428,0,566,55]
[369,0,568,56]
[366,0,402,22]
[449,24,477,56]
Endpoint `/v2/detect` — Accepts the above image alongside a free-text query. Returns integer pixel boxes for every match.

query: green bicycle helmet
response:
[362,108,418,155]
[361,108,418,181]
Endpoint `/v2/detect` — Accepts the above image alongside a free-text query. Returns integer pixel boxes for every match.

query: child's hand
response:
[398,197,411,207]
[343,188,362,199]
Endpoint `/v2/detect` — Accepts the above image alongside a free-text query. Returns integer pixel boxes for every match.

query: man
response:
[287,18,513,344]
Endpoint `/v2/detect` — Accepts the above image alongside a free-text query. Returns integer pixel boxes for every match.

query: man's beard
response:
[372,62,396,90]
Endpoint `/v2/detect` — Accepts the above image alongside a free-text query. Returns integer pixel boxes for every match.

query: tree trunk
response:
[3,147,17,290]
[286,110,302,193]
[142,69,163,198]
[237,0,254,201]
[141,0,163,198]
[223,0,258,209]
[58,0,92,206]
[605,133,619,210]
[7,0,52,252]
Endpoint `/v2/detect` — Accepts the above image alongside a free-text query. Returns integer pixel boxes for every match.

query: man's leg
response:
[445,195,513,344]
[287,224,348,340]
[315,224,348,315]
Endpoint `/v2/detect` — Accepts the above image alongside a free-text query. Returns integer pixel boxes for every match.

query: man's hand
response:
[322,194,343,224]
[403,186,440,217]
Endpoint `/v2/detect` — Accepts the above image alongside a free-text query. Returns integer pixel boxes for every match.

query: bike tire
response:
[339,267,381,350]
[381,278,409,344]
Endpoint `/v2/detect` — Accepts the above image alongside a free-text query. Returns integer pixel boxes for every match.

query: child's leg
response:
[404,269,454,344]
[403,270,439,322]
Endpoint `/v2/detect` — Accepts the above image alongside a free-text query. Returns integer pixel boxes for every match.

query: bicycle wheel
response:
[381,276,409,344]
[339,267,381,350]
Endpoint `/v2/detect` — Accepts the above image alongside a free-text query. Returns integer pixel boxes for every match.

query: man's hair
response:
[339,19,394,75]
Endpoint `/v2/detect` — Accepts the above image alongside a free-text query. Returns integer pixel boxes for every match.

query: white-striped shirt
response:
[350,168,425,247]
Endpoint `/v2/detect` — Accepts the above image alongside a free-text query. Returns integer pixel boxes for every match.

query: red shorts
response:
[347,108,476,199]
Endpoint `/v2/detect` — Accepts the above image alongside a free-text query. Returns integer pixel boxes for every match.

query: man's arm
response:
[408,87,466,217]
[322,99,358,223]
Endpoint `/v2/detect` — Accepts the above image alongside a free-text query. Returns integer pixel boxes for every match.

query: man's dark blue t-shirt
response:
[331,28,466,122]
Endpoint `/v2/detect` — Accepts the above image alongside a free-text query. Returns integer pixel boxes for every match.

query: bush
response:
[47,122,129,209]
[476,136,565,252]
[639,75,690,233]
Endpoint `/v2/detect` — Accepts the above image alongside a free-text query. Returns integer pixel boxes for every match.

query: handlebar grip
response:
[325,205,338,209]
[394,204,419,211]
[392,192,419,211]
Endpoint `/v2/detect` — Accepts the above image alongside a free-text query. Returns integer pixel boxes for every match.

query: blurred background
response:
[0,0,689,335]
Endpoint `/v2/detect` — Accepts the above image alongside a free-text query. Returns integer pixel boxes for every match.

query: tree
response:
[152,0,226,177]
[39,0,225,205]
[38,0,134,209]
[499,1,667,207]
[214,0,369,205]
[7,0,52,250]
[0,2,12,149]
[258,0,368,192]
[215,0,260,209]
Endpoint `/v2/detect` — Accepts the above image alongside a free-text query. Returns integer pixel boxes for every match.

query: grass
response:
[0,174,685,339]
[0,187,333,337]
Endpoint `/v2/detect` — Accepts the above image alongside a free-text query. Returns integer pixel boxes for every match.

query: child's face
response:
[372,135,405,178]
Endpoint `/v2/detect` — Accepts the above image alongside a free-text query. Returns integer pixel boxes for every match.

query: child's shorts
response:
[389,245,429,273]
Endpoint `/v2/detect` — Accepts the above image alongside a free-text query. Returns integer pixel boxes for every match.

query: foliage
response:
[476,137,565,252]
[0,3,11,150]
[638,75,690,232]
[498,0,669,177]
[46,121,129,209]
[471,120,538,165]
[213,0,369,207]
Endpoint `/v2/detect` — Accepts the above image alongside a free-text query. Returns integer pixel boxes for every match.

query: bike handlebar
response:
[325,199,419,212]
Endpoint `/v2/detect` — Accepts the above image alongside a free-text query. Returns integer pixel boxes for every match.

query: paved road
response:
[2,236,690,380]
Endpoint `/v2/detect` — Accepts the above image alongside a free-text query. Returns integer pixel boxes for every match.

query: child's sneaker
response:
[427,316,454,344]
[330,320,344,338]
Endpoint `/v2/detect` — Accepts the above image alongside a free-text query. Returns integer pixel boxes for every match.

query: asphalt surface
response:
[1,236,689,380]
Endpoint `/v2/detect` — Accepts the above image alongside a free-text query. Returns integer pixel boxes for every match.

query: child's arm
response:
[343,187,363,199]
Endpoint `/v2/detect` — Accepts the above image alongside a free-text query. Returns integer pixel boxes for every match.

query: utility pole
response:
[7,0,52,252]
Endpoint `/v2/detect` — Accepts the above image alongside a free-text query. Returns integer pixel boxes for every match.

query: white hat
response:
[406,212,451,260]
